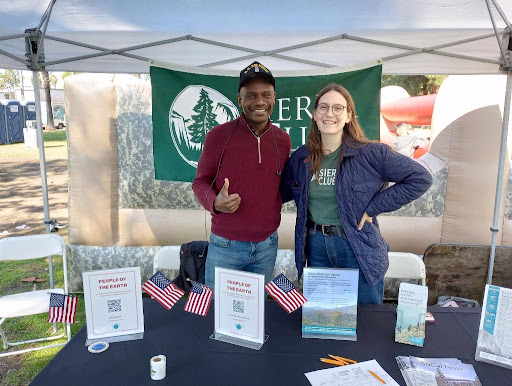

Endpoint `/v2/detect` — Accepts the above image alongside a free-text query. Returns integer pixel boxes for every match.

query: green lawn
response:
[0,254,86,386]
[0,130,67,160]
[0,130,79,386]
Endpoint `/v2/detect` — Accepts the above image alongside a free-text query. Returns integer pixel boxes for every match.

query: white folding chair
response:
[0,234,71,357]
[153,246,181,277]
[385,252,426,286]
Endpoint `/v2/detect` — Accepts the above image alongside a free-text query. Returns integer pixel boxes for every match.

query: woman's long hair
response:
[307,83,372,179]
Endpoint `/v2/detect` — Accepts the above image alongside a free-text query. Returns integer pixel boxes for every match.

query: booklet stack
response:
[396,356,482,386]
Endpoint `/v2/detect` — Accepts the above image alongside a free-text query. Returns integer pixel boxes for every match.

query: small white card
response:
[83,267,144,342]
[214,267,265,344]
[476,284,512,370]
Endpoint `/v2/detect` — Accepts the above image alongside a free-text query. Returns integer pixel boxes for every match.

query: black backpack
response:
[172,241,208,293]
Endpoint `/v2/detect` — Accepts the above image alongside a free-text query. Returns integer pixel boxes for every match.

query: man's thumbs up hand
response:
[214,178,241,213]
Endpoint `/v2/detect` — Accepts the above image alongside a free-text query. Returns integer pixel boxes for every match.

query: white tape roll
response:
[150,355,166,381]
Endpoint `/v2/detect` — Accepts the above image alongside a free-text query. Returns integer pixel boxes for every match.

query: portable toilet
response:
[4,100,24,143]
[0,102,6,144]
[22,101,36,124]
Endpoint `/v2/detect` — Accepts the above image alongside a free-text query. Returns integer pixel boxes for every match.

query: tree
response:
[0,69,20,91]
[41,70,55,130]
[331,310,343,326]
[188,88,219,149]
[315,310,326,324]
[382,75,447,96]
[215,102,235,121]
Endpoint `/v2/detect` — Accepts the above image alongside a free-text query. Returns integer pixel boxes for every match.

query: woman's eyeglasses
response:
[316,104,347,116]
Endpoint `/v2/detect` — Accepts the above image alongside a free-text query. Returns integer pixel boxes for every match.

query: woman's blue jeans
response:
[306,226,384,304]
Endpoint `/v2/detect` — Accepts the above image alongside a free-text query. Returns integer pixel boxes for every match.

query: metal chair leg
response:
[0,318,8,349]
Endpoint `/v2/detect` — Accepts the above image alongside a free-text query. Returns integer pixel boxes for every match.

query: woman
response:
[281,83,432,304]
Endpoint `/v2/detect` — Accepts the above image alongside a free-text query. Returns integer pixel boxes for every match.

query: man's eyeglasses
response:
[316,104,347,116]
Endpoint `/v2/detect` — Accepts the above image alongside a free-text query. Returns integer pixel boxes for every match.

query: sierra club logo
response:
[169,85,239,167]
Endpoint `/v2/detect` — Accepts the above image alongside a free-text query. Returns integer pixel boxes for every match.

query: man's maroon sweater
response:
[192,116,291,242]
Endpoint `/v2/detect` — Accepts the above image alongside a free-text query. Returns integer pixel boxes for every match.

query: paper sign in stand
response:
[301,267,359,341]
[83,267,144,345]
[210,267,266,350]
[475,284,512,370]
[395,282,428,347]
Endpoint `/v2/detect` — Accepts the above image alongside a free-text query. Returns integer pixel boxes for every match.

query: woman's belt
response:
[307,220,346,237]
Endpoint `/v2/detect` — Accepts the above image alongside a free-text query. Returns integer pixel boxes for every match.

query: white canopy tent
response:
[0,0,511,282]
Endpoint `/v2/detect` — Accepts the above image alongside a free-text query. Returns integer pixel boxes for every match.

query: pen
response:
[369,370,386,384]
[329,354,358,364]
[320,358,347,366]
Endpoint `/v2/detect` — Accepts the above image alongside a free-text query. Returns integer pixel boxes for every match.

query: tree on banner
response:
[188,88,219,149]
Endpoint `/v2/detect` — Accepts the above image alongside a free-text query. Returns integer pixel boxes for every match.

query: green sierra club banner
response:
[151,62,382,182]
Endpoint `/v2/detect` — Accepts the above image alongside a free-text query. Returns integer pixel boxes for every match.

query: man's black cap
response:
[238,61,275,91]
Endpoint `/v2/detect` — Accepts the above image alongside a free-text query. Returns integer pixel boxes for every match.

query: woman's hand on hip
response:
[357,212,373,231]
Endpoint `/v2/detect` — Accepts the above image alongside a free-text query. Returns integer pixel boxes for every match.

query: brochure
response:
[302,268,358,341]
[396,357,481,386]
[395,282,428,347]
[475,284,512,370]
[409,357,481,386]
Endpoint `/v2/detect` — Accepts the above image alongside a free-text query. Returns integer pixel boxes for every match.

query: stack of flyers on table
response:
[396,356,482,386]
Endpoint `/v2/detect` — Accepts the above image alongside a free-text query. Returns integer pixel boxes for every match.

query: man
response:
[192,62,291,288]
[393,122,429,158]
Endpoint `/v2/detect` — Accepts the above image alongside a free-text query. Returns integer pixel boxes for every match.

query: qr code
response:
[107,299,122,313]
[232,300,244,314]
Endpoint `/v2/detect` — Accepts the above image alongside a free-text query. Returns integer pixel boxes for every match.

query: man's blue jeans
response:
[306,226,384,304]
[205,231,278,289]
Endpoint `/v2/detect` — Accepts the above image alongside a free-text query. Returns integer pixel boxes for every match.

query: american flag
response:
[265,274,307,313]
[184,281,212,316]
[47,293,78,323]
[142,271,185,310]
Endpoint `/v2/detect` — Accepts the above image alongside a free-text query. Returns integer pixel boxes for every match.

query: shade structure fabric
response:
[0,0,510,74]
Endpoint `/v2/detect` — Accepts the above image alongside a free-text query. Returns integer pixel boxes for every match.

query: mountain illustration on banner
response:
[169,86,239,168]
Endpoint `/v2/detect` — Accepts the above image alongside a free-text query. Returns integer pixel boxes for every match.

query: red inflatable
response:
[381,94,436,126]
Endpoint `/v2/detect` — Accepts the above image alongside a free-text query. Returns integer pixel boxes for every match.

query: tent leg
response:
[31,70,54,291]
[488,71,512,285]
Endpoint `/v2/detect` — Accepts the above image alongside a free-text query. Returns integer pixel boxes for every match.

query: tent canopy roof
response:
[0,0,511,74]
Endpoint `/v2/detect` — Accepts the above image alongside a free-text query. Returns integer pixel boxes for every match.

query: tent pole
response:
[31,70,52,237]
[488,71,512,285]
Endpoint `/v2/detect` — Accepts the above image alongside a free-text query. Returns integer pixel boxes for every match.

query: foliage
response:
[382,75,447,96]
[188,88,219,148]
[49,74,58,88]
[0,69,20,91]
[61,72,81,80]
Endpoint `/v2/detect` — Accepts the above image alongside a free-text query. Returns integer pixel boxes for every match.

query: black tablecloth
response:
[32,299,512,386]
